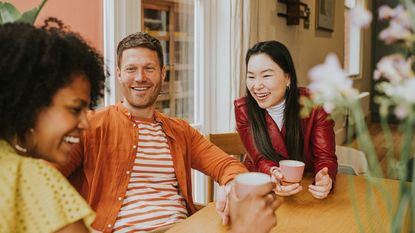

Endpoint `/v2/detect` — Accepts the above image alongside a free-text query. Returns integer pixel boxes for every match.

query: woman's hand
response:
[270,166,302,196]
[215,182,232,225]
[228,181,281,233]
[308,167,332,199]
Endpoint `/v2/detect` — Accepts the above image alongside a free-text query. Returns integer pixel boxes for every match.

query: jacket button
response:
[133,145,137,149]
[117,197,123,201]
[107,224,112,228]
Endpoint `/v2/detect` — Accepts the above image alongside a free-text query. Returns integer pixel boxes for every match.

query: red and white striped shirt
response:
[113,119,188,233]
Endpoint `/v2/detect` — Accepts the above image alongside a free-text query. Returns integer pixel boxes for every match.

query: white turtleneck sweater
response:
[266,100,285,130]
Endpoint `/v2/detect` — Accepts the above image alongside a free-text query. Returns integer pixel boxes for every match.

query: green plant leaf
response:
[17,8,39,24]
[17,0,48,24]
[0,2,22,24]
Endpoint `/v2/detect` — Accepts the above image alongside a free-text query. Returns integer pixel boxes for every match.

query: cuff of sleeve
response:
[219,169,249,186]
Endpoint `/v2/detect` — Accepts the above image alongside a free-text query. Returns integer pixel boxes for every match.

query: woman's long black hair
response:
[245,41,303,162]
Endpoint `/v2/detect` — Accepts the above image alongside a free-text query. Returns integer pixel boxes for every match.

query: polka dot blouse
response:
[0,140,95,233]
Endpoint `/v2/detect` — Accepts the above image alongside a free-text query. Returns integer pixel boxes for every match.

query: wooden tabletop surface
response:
[167,174,407,233]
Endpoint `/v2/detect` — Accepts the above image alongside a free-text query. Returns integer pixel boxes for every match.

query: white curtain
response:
[229,0,259,128]
[175,0,195,122]
[193,0,259,204]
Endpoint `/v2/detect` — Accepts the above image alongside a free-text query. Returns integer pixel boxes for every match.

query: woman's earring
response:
[14,128,35,154]
[14,144,28,153]
[286,85,290,92]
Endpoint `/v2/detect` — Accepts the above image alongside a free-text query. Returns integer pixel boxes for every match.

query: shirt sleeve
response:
[17,159,95,233]
[310,107,338,182]
[186,123,248,185]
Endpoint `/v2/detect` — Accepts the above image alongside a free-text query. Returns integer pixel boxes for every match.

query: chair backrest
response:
[205,132,246,203]
[336,145,369,176]
[208,132,246,161]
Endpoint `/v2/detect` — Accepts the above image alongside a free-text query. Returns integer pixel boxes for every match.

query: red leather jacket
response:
[234,87,337,181]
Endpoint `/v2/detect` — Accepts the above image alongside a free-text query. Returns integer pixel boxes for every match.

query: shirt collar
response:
[115,102,175,140]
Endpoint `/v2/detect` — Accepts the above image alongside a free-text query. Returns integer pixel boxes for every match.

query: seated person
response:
[234,40,337,199]
[0,19,106,232]
[55,32,249,232]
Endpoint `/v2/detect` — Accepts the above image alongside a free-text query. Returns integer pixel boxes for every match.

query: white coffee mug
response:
[234,172,272,198]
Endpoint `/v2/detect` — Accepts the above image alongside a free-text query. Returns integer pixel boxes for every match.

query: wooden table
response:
[167,175,408,233]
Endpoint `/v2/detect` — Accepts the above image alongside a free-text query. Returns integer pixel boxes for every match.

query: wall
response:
[258,0,344,86]
[258,0,371,94]
[11,0,103,52]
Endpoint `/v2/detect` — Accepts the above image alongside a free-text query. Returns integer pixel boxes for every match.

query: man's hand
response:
[228,181,281,233]
[215,183,232,225]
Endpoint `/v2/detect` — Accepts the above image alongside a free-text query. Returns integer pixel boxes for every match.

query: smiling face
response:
[117,47,166,118]
[246,53,291,109]
[32,74,91,163]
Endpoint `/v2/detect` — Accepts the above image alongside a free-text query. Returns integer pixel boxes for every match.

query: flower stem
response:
[349,100,398,230]
[350,101,382,177]
[379,112,396,178]
[393,112,414,232]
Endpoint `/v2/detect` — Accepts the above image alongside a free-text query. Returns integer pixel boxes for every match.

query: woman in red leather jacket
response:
[234,41,337,199]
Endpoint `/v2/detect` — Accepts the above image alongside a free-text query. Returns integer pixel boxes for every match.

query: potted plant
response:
[0,0,47,25]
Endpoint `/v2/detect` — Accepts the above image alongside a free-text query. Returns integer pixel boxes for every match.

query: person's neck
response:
[122,100,155,119]
[267,99,285,113]
[266,99,285,130]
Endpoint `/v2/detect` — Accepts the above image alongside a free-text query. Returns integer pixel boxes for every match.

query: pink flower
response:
[396,79,415,103]
[308,54,359,112]
[350,6,372,28]
[378,4,411,28]
[377,79,415,118]
[394,104,409,119]
[378,20,412,44]
[391,5,411,28]
[378,5,394,19]
[374,54,413,84]
[373,69,382,81]
[378,4,413,45]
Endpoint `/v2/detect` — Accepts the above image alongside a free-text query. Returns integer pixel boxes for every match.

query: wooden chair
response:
[208,132,246,161]
[206,132,246,202]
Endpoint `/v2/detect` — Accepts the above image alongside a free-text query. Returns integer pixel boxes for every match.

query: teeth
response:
[64,136,80,144]
[256,93,269,97]
[132,87,149,91]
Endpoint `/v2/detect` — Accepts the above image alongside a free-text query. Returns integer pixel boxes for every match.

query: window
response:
[344,0,363,76]
[142,1,195,123]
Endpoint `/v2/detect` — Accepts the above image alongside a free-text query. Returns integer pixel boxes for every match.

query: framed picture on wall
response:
[316,0,334,31]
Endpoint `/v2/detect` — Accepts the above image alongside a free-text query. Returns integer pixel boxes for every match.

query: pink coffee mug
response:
[279,160,305,183]
[234,172,272,198]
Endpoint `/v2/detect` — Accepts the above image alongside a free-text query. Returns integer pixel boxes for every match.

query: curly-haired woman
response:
[0,19,106,232]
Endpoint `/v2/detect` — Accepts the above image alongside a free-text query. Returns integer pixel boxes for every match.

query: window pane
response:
[142,0,195,123]
[344,2,361,76]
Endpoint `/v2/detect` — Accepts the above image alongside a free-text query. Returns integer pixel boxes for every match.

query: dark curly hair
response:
[0,18,107,143]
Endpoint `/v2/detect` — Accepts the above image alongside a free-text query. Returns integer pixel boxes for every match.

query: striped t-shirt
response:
[113,119,188,233]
